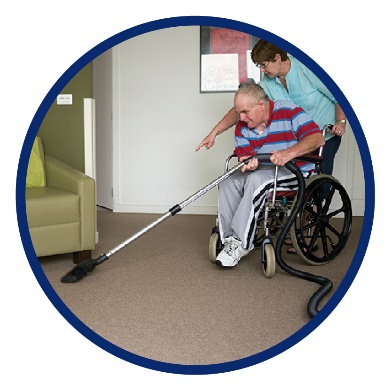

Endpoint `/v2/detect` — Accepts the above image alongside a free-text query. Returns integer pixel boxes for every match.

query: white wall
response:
[334,123,365,215]
[112,26,236,215]
[110,26,364,216]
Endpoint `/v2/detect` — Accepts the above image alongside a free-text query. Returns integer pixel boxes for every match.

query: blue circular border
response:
[16,16,375,375]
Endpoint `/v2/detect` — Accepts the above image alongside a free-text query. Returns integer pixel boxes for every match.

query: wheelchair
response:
[208,126,353,278]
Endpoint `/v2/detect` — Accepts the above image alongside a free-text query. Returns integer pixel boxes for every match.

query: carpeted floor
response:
[39,211,363,365]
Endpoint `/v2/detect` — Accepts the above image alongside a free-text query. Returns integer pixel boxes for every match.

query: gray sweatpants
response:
[218,165,311,250]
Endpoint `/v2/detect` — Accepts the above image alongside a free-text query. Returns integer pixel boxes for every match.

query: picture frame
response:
[200,26,261,93]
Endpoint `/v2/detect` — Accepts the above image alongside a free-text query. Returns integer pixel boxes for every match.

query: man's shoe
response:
[216,237,251,267]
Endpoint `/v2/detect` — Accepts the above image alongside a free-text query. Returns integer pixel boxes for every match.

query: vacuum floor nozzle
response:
[61,261,94,283]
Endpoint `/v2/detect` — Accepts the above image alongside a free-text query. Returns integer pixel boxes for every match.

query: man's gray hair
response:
[235,82,267,103]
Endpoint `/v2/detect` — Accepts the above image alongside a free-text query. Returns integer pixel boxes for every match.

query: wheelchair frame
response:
[208,126,353,279]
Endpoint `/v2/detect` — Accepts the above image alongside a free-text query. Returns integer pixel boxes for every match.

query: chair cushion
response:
[26,137,46,188]
[26,187,80,227]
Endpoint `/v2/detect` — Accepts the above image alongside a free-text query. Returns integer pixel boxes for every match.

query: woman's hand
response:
[196,133,216,151]
[330,122,346,137]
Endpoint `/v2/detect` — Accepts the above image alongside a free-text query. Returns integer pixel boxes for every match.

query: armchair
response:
[25,137,96,264]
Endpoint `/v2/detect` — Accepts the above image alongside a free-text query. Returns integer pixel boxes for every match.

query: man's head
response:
[234,83,269,129]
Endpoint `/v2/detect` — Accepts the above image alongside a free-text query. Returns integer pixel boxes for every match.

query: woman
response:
[251,39,346,178]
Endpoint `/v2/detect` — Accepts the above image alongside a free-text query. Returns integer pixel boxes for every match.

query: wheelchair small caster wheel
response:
[262,243,276,278]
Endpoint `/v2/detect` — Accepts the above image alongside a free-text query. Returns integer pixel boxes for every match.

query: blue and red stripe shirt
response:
[234,99,321,171]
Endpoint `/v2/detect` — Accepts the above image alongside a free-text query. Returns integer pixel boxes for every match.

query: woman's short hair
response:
[251,39,289,66]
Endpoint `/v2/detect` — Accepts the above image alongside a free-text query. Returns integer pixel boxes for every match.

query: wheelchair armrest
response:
[225,153,238,172]
[296,153,323,163]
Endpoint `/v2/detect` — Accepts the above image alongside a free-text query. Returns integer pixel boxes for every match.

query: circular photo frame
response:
[16,16,374,375]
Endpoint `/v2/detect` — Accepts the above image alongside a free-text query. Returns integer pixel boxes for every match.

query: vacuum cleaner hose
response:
[272,159,333,318]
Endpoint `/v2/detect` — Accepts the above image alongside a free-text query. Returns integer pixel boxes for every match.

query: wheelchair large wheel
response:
[262,242,276,278]
[290,174,352,265]
[209,228,223,263]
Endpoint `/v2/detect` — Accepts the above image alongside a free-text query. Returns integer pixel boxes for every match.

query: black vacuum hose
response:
[258,157,333,318]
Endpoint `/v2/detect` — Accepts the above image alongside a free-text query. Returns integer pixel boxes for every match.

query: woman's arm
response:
[330,104,347,137]
[195,107,239,151]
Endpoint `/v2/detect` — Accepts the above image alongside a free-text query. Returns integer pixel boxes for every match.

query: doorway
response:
[93,50,113,210]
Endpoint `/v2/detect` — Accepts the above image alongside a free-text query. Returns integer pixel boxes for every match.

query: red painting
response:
[210,28,250,84]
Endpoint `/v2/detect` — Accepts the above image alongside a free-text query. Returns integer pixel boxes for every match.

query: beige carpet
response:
[39,211,363,366]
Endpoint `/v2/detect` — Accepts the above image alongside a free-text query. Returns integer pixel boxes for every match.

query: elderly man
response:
[215,83,324,267]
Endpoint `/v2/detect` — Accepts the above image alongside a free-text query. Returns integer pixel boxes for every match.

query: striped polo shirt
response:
[234,99,321,172]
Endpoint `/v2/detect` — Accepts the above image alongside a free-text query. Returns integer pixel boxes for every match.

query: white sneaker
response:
[216,237,251,267]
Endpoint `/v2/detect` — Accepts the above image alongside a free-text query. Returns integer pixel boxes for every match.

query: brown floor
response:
[39,212,363,366]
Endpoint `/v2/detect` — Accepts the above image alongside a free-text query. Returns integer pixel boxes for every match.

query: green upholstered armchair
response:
[25,137,96,264]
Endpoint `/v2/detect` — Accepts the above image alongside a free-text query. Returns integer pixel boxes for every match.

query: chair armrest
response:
[45,155,96,248]
[45,155,93,193]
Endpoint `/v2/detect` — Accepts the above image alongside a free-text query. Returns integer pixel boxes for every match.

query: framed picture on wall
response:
[200,26,261,93]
